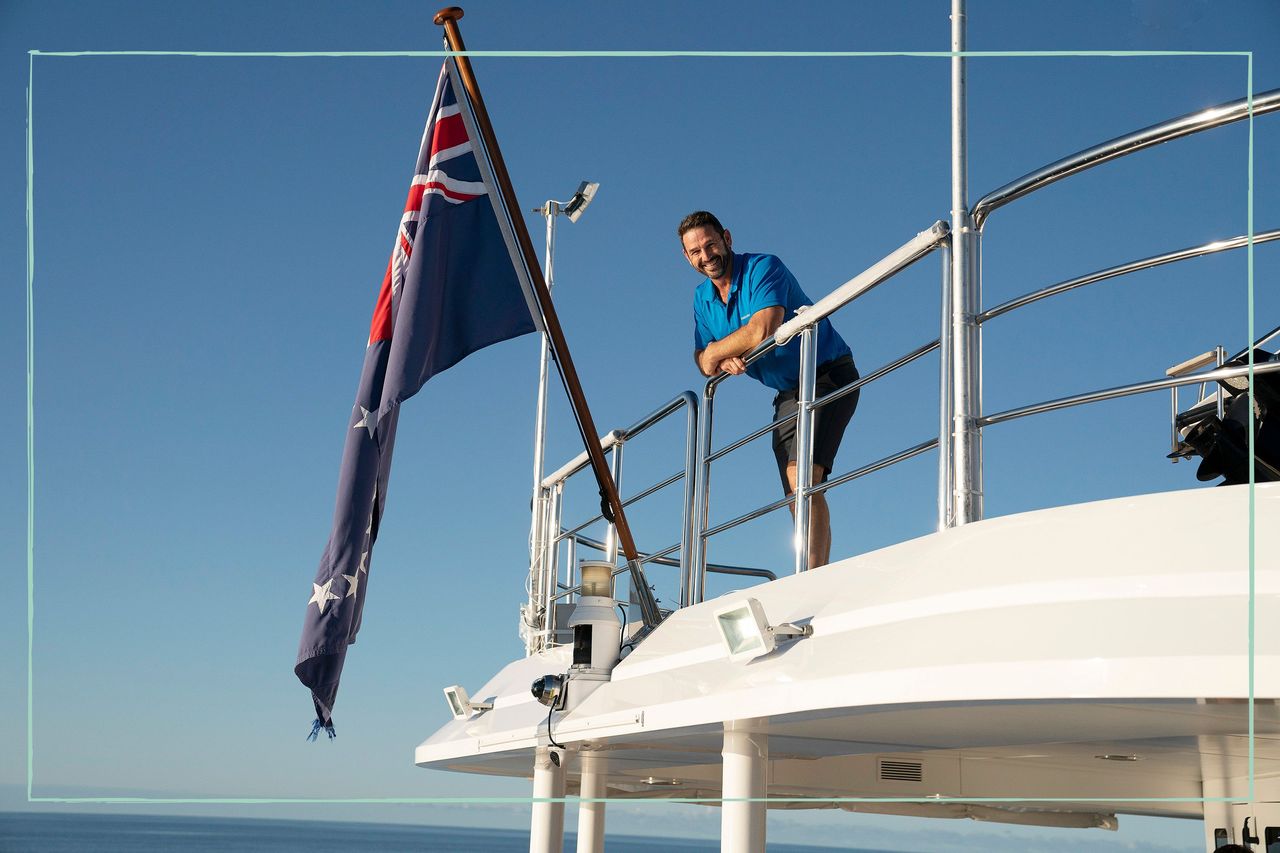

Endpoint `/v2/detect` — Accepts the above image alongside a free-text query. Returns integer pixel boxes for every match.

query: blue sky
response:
[3,1,1278,850]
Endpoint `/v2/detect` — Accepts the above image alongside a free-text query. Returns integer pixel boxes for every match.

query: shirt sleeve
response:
[739,254,791,319]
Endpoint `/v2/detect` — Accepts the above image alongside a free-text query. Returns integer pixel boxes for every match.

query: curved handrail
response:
[972,88,1280,230]
[980,229,1280,324]
[981,360,1280,427]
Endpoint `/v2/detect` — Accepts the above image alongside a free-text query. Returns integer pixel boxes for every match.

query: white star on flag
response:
[342,571,361,599]
[308,578,340,614]
[357,549,369,574]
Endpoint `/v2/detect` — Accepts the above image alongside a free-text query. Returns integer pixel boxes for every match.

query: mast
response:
[949,0,983,525]
[434,7,663,629]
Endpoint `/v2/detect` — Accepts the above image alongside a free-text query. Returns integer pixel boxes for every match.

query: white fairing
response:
[418,484,1279,830]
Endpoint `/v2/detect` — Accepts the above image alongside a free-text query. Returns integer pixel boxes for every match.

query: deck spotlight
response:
[561,181,599,223]
[531,673,567,710]
[443,685,492,720]
[714,598,813,664]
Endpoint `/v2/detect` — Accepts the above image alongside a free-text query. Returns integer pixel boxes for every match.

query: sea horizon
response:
[0,811,901,852]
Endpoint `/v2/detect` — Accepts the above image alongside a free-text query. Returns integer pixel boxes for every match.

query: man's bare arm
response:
[694,306,784,377]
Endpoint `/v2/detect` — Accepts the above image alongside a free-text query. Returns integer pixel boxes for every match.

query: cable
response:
[546,677,565,750]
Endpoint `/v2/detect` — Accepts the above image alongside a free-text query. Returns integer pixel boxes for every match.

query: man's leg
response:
[785,462,831,568]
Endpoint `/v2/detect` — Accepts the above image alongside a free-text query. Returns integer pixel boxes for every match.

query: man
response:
[681,210,859,569]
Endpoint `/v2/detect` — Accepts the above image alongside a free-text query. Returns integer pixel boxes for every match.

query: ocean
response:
[0,813,895,852]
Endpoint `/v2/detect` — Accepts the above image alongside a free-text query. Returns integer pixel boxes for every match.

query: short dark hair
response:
[677,211,725,239]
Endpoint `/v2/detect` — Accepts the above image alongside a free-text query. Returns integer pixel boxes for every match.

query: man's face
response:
[681,225,733,281]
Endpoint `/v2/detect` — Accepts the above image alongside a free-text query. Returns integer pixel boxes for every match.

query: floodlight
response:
[531,673,567,710]
[443,685,492,720]
[561,181,599,223]
[713,598,813,664]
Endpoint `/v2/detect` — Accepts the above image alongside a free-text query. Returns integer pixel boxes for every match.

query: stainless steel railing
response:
[691,222,953,603]
[524,86,1279,647]
[971,89,1280,230]
[527,392,697,650]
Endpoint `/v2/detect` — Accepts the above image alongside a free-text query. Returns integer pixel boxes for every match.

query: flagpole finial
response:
[434,6,464,25]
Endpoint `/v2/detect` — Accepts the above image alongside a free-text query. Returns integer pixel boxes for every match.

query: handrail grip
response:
[773,221,950,345]
[982,360,1280,427]
[972,88,1280,230]
[980,229,1280,324]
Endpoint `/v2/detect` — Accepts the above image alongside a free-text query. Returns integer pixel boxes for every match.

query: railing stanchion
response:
[793,327,818,573]
[1216,345,1227,420]
[679,393,699,608]
[693,383,716,604]
[605,443,623,564]
[950,0,984,526]
[938,238,954,530]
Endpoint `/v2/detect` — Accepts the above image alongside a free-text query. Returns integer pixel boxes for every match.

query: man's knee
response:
[783,462,827,495]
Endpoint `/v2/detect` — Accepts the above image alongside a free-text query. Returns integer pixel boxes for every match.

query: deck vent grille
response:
[878,759,924,782]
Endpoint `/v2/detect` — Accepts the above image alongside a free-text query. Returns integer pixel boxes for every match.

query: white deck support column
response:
[576,752,607,853]
[530,747,566,853]
[721,723,768,853]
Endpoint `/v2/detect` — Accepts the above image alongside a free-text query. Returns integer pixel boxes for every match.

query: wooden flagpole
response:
[434,6,662,630]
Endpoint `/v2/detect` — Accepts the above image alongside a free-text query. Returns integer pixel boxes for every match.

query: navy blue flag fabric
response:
[296,61,541,737]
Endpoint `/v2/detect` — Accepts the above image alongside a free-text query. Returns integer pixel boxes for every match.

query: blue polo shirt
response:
[693,253,851,392]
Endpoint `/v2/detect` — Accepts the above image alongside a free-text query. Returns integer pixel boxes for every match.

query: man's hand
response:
[718,356,747,375]
[693,306,784,377]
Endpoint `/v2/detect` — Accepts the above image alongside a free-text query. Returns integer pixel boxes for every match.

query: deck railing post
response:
[679,393,699,608]
[938,239,954,529]
[692,383,716,605]
[793,326,818,574]
[604,443,623,564]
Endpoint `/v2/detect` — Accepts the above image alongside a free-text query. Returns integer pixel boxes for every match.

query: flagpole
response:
[433,6,662,631]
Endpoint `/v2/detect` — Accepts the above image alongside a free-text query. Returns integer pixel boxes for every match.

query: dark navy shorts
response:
[771,355,859,494]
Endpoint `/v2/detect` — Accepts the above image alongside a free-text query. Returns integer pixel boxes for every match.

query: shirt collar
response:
[698,253,743,305]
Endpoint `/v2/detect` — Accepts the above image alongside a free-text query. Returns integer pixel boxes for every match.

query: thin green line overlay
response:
[28,48,1260,808]
[26,49,36,805]
[30,49,1249,58]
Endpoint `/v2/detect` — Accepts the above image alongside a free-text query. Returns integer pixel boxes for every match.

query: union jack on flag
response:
[296,60,541,738]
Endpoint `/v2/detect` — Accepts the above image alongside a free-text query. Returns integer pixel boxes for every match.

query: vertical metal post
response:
[1170,386,1180,456]
[721,723,768,853]
[937,240,954,530]
[679,394,699,607]
[604,443,623,564]
[1216,345,1227,419]
[530,746,566,853]
[692,386,716,605]
[950,0,984,525]
[792,327,818,575]
[543,483,563,647]
[567,534,578,604]
[576,752,607,853]
[527,204,557,656]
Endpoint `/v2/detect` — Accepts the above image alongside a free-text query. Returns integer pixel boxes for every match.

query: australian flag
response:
[296,60,542,738]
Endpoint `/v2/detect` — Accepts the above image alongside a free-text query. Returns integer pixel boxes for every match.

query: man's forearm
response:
[703,323,765,365]
[694,307,783,376]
